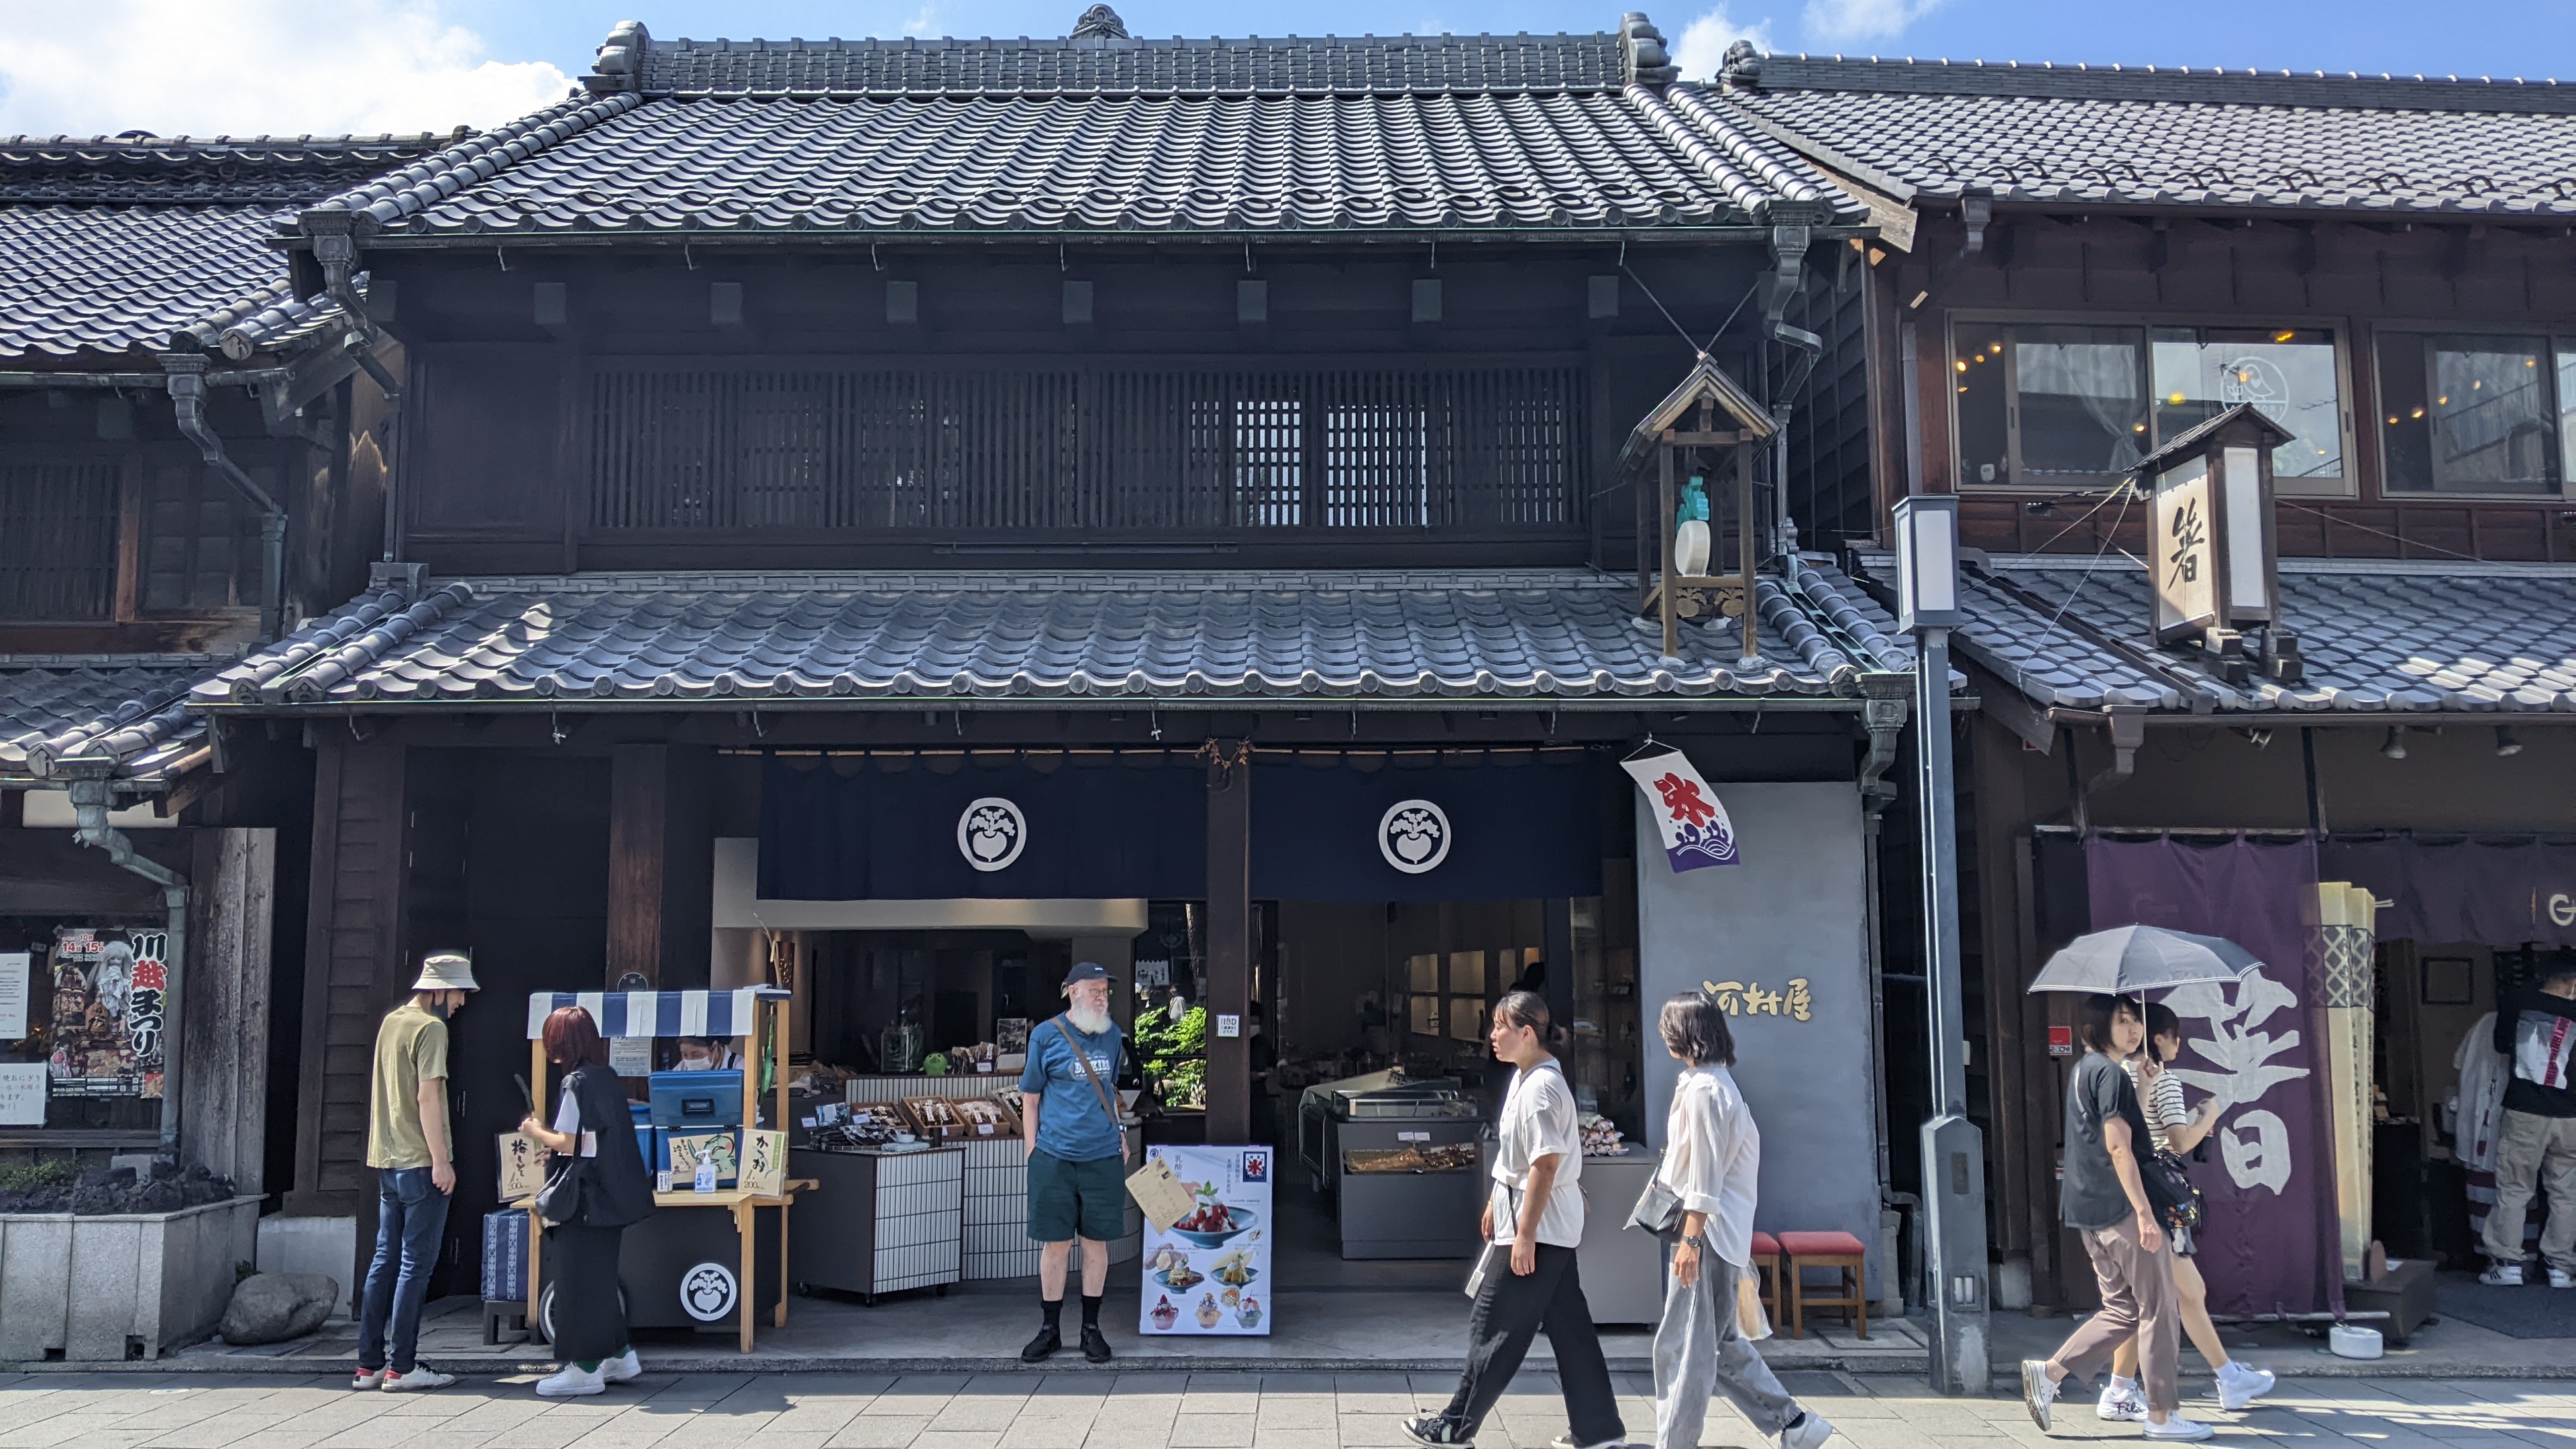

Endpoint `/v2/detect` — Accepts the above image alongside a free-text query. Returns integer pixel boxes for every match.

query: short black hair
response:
[2540,952,2576,989]
[2075,993,2143,1054]
[1659,993,1735,1067]
[2142,1001,2182,1063]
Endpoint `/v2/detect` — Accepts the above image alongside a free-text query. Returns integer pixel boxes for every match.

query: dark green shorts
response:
[1027,1149,1126,1243]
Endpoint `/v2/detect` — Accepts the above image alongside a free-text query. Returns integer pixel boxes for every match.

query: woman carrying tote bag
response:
[1403,992,1625,1449]
[519,1006,656,1398]
[1650,992,1834,1449]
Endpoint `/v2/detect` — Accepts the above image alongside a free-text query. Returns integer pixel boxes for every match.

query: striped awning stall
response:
[525,987,790,1040]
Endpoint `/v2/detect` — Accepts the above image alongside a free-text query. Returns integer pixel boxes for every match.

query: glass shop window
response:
[1954,320,2348,492]
[2376,331,2573,496]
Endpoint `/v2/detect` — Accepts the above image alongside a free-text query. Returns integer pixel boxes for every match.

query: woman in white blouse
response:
[1652,992,1833,1449]
[1403,991,1625,1449]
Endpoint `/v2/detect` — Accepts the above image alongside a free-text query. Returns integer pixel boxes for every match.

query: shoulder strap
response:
[1053,1015,1122,1131]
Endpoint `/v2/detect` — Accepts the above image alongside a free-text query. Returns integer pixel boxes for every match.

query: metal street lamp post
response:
[1892,493,1991,1396]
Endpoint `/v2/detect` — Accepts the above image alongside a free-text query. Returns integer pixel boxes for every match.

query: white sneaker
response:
[602,1348,643,1382]
[2548,1268,2574,1289]
[2216,1360,2277,1411]
[535,1363,607,1398]
[2019,1360,2059,1433]
[1545,1437,1625,1449]
[2141,1415,2215,1441]
[379,1366,454,1392]
[1780,1410,1835,1448]
[2098,1383,2147,1421]
[2481,1263,2524,1286]
[350,1368,383,1390]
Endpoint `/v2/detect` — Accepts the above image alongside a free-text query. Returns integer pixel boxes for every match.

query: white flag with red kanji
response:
[1621,749,1739,872]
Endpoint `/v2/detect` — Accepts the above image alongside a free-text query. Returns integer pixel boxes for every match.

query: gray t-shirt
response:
[2060,1051,2151,1231]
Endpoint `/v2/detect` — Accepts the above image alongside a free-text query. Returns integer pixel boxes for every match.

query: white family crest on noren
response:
[958,797,1026,871]
[2164,967,2312,1195]
[1379,800,1450,873]
[680,1261,738,1322]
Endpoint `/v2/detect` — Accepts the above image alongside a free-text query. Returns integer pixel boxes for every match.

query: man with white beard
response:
[1017,961,1128,1362]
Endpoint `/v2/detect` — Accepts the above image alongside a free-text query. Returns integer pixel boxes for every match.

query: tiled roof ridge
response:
[421,567,1641,594]
[3,132,470,207]
[610,30,1631,98]
[199,272,368,358]
[1746,54,2576,115]
[299,93,645,233]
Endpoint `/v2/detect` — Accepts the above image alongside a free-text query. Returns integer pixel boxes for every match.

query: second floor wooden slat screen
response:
[0,461,119,621]
[587,362,1589,534]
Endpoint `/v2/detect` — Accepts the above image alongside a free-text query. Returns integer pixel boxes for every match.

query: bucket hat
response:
[412,950,478,993]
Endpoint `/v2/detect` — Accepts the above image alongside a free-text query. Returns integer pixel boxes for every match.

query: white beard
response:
[1067,1002,1114,1036]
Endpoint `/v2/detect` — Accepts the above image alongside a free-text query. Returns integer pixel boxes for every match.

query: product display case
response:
[1303,1074,1488,1258]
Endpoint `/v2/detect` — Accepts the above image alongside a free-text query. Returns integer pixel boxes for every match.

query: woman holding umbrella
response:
[2021,923,2275,1446]
[2096,1001,2275,1422]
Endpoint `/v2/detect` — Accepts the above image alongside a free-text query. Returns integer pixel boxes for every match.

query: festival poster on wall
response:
[47,928,166,1099]
[1138,1144,1273,1337]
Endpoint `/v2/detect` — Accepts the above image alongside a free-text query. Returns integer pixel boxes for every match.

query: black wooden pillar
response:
[1204,741,1253,1144]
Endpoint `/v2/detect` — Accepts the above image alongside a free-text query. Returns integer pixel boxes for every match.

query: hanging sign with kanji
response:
[1620,749,1739,872]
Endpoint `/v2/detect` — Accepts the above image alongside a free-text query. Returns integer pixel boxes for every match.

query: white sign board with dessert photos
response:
[1138,1144,1274,1338]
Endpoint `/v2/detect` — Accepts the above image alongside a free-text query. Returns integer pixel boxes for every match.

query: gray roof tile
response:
[311,79,1858,240]
[0,658,217,782]
[194,566,1909,710]
[1722,55,2576,217]
[1917,554,2576,714]
[1,135,432,359]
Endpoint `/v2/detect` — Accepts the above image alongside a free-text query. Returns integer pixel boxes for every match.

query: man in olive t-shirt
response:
[356,951,477,1392]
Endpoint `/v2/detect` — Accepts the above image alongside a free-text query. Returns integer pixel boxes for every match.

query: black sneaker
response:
[1020,1325,1061,1362]
[1402,1416,1474,1447]
[1081,1324,1113,1363]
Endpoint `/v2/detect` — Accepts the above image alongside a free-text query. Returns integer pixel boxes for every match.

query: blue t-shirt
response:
[1020,1017,1124,1163]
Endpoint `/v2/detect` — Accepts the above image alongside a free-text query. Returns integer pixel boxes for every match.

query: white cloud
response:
[0,1,574,140]
[1672,6,1778,80]
[1801,0,1943,48]
[901,7,938,38]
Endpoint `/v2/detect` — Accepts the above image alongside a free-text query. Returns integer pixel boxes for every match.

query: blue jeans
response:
[358,1167,449,1373]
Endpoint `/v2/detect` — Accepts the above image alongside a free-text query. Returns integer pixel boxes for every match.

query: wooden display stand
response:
[523,987,813,1353]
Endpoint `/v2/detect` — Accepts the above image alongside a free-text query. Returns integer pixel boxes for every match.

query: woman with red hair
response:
[519,1006,654,1397]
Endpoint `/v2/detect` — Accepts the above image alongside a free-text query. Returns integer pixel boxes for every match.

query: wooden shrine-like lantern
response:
[2132,401,2304,687]
[1619,355,1779,663]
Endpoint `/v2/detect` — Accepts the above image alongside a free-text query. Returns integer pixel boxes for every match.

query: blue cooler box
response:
[480,1208,530,1302]
[629,1102,657,1179]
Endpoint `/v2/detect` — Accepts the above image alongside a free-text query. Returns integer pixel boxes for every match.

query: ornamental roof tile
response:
[193,566,1911,710]
[1720,54,2576,217]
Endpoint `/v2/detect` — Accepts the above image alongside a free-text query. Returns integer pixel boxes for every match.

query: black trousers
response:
[545,1223,631,1366]
[1438,1242,1624,1444]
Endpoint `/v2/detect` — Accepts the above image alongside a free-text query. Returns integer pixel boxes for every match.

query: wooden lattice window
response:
[588,362,1589,535]
[0,461,119,621]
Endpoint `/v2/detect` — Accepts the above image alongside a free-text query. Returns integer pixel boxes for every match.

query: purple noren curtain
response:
[2085,835,2343,1319]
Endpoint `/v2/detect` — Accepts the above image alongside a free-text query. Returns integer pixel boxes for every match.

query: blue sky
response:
[4,1,2575,140]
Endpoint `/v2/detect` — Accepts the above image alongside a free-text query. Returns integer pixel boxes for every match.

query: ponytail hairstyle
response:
[1493,990,1567,1051]
[2142,1000,2182,1063]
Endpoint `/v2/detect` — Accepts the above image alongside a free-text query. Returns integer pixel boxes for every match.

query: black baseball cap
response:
[1063,961,1112,987]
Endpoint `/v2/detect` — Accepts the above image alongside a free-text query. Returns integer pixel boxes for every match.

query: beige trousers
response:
[2485,1110,2576,1273]
[2050,1216,2180,1415]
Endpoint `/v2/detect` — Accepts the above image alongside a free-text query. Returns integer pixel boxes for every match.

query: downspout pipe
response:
[68,778,188,1154]
[311,217,408,562]
[162,352,287,643]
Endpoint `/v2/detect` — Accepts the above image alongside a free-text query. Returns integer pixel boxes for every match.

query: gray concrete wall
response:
[1635,780,1883,1299]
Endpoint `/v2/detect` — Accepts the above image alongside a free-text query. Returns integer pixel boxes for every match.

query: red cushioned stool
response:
[1748,1230,1783,1320]
[1777,1230,1867,1340]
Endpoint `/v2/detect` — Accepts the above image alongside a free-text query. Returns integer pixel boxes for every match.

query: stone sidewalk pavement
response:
[3,1368,2573,1449]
